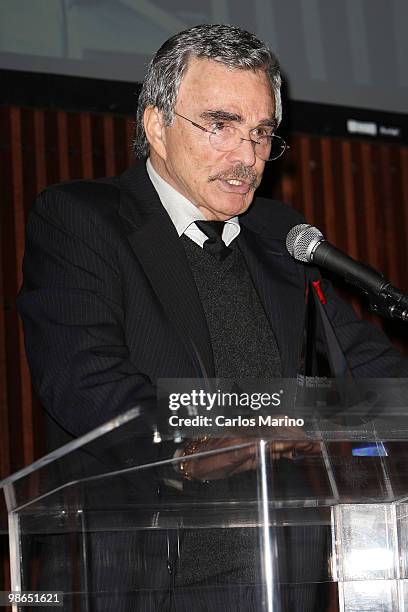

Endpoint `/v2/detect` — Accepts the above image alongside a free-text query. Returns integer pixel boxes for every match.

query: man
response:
[18,24,408,611]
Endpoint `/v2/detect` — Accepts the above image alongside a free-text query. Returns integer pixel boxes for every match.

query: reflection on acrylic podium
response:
[2,394,408,612]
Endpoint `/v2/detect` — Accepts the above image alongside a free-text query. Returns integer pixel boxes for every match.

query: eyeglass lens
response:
[209,128,286,161]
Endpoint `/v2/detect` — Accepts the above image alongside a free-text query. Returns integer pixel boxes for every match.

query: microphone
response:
[286,223,408,322]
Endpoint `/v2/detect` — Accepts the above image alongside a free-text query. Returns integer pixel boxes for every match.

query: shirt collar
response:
[146,158,240,246]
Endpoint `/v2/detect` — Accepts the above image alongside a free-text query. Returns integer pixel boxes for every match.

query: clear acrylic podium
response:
[2,380,408,611]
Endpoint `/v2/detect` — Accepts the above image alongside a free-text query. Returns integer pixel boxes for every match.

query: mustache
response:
[208,164,258,189]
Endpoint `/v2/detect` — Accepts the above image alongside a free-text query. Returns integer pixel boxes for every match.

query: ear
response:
[144,106,168,160]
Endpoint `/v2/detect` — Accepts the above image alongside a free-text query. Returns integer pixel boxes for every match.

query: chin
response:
[224,196,254,217]
[215,205,250,220]
[203,191,255,219]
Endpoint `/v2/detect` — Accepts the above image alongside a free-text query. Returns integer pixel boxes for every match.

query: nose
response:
[228,136,257,166]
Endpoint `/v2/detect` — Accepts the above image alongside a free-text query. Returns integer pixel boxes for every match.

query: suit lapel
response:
[238,225,306,377]
[117,163,215,378]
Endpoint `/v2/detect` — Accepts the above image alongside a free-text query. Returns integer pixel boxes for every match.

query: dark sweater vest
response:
[174,236,282,586]
[181,235,281,378]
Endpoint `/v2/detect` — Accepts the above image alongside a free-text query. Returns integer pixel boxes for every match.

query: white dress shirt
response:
[146,158,240,247]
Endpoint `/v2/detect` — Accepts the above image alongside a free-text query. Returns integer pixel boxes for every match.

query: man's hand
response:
[179,428,319,481]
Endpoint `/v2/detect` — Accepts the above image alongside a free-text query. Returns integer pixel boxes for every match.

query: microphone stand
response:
[338,266,408,323]
[366,286,408,322]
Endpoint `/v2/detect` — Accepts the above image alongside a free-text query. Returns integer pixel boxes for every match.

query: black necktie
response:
[195,220,232,262]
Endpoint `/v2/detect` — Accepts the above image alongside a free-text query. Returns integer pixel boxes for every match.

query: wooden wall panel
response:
[103,115,116,176]
[1,106,408,592]
[56,111,70,181]
[298,136,315,221]
[340,141,358,259]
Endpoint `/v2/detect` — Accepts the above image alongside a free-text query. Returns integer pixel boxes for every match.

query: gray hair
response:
[134,24,282,158]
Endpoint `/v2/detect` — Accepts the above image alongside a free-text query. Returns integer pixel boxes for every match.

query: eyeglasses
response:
[174,112,289,161]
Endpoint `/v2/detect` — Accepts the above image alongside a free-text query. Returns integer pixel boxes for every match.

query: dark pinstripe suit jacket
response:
[18,161,408,438]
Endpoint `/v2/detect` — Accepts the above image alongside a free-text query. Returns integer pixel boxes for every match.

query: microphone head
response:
[286,224,324,262]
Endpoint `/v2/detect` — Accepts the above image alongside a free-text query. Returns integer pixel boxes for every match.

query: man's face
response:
[148,58,275,221]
